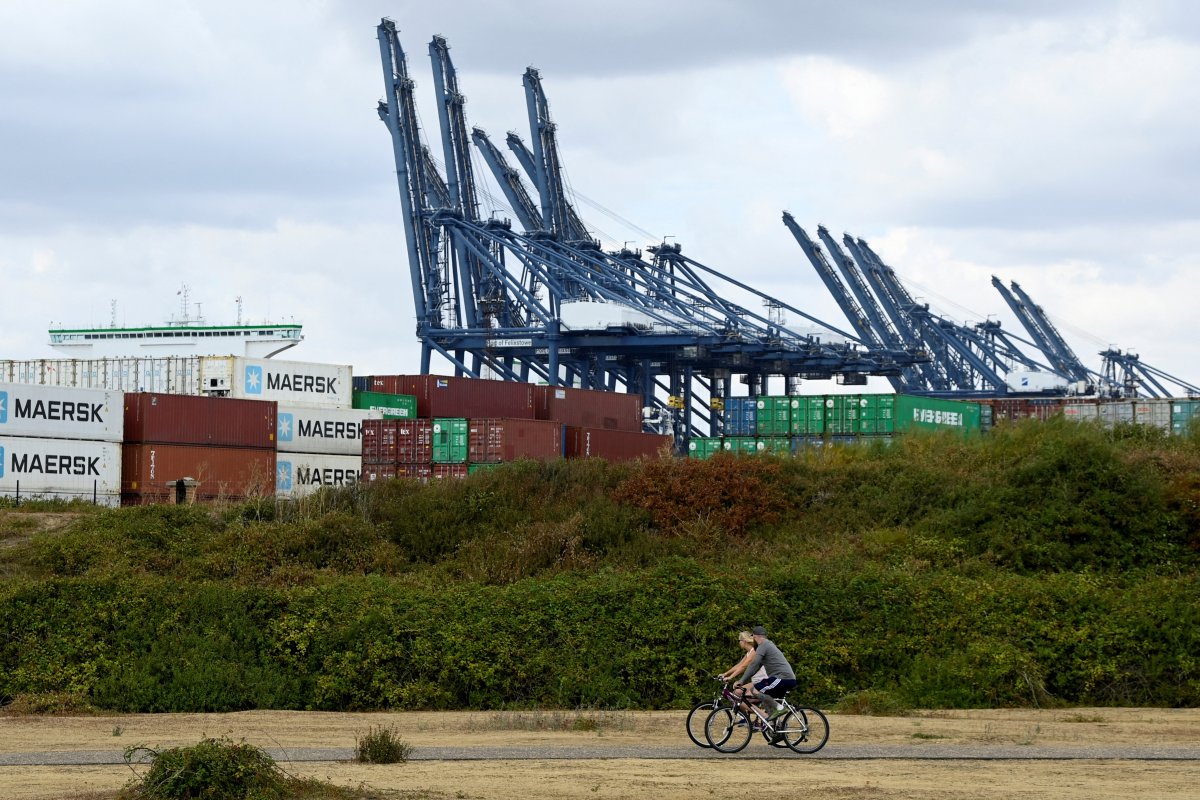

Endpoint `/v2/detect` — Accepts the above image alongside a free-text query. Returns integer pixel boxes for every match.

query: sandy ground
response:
[0,708,1198,799]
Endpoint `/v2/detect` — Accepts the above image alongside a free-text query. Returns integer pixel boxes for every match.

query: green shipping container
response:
[722,436,758,455]
[687,437,722,459]
[468,463,501,474]
[755,397,792,437]
[824,394,862,436]
[758,437,791,455]
[432,417,469,463]
[894,395,982,435]
[353,390,418,419]
[1172,400,1200,436]
[788,396,825,435]
[857,394,896,435]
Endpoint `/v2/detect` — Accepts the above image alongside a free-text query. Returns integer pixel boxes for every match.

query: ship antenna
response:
[110,299,117,328]
[236,296,243,325]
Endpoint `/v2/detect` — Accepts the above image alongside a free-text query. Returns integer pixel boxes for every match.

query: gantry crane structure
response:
[375,21,926,446]
[786,213,1198,399]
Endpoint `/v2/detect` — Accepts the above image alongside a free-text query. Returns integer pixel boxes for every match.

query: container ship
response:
[47,287,302,360]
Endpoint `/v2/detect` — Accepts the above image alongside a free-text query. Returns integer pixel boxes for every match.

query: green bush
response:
[354,725,411,764]
[119,737,288,800]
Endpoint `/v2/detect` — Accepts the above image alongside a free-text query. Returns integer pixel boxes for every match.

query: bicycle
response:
[704,679,830,754]
[686,671,740,747]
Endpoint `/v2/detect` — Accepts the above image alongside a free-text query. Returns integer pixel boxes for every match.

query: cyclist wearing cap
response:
[734,625,797,721]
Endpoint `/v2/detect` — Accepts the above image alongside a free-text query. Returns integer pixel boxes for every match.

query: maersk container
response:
[432,418,469,464]
[0,437,121,506]
[275,453,361,498]
[563,427,671,461]
[467,418,563,463]
[0,356,203,394]
[121,443,275,504]
[352,390,417,419]
[723,397,757,436]
[199,357,352,409]
[788,396,825,436]
[0,383,124,442]
[894,395,982,434]
[1133,399,1172,433]
[536,385,643,432]
[276,405,378,457]
[124,393,277,449]
[1172,399,1200,435]
[364,375,536,420]
[361,419,433,464]
[754,397,791,437]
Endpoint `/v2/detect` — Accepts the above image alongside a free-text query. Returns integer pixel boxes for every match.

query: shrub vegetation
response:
[1,418,1198,712]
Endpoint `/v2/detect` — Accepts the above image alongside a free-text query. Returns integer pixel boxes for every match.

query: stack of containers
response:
[1172,399,1200,435]
[361,418,434,482]
[122,393,276,504]
[0,383,123,506]
[275,405,377,498]
[352,389,417,418]
[856,395,896,436]
[466,419,563,468]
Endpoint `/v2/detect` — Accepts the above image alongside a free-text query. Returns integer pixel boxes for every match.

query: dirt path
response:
[1,708,1197,799]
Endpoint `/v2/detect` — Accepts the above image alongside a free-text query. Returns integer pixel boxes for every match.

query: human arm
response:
[718,648,755,682]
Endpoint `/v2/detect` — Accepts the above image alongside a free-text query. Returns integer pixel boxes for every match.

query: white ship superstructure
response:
[47,288,303,359]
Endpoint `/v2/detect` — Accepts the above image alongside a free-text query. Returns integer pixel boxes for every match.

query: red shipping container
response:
[397,464,433,481]
[563,427,672,462]
[365,375,536,420]
[361,463,396,482]
[124,393,277,448]
[980,398,1064,423]
[432,464,468,481]
[121,443,275,504]
[467,418,563,463]
[535,385,643,432]
[361,419,433,464]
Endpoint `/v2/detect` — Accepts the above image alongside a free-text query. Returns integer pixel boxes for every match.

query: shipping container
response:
[1132,398,1172,432]
[1172,399,1200,436]
[563,427,671,461]
[857,395,896,435]
[124,393,277,448]
[432,464,469,481]
[0,356,203,394]
[352,390,417,419]
[467,418,563,463]
[468,462,502,475]
[1061,401,1100,423]
[788,396,825,436]
[360,463,396,482]
[432,418,469,464]
[686,437,722,459]
[723,397,757,436]
[363,375,536,420]
[979,397,1064,423]
[0,383,124,442]
[199,357,352,408]
[754,397,791,437]
[535,385,643,432]
[757,437,791,455]
[0,437,120,506]
[361,419,433,464]
[1097,400,1134,425]
[824,394,863,435]
[397,463,433,481]
[275,453,361,498]
[121,443,275,504]
[894,395,982,434]
[276,405,378,456]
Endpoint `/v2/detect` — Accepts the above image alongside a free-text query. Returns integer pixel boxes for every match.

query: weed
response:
[355,725,412,764]
[835,689,911,717]
[118,736,288,799]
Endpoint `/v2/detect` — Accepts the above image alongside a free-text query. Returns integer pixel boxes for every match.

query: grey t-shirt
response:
[739,637,795,683]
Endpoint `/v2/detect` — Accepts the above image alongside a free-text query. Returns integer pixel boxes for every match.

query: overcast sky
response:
[2,0,1197,391]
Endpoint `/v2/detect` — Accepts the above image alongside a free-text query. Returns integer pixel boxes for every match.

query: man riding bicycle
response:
[734,625,797,721]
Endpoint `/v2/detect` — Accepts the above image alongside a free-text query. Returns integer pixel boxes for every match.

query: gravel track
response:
[2,743,1197,766]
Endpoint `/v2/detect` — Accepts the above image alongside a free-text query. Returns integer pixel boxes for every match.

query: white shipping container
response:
[0,357,202,394]
[0,436,121,506]
[1061,402,1099,422]
[275,453,361,499]
[0,383,124,442]
[201,357,352,408]
[1097,401,1135,424]
[276,406,380,456]
[1133,399,1172,432]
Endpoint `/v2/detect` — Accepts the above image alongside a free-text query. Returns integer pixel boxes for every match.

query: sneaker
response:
[752,722,764,732]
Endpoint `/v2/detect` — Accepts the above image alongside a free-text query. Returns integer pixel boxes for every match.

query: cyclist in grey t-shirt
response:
[734,625,797,719]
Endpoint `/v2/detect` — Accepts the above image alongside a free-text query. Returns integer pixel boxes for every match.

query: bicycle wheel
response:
[779,707,830,754]
[686,701,718,748]
[705,706,753,753]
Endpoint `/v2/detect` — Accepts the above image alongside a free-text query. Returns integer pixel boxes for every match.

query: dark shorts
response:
[753,676,797,698]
